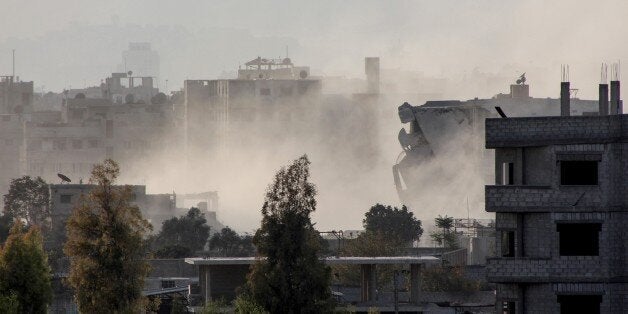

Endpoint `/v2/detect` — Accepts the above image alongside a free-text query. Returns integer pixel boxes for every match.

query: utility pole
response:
[12,49,15,78]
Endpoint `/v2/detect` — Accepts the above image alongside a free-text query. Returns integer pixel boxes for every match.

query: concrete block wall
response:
[496,283,628,313]
[488,114,628,313]
[489,212,628,281]
[485,115,626,148]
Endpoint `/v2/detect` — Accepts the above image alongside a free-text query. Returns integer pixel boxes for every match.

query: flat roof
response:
[185,256,439,266]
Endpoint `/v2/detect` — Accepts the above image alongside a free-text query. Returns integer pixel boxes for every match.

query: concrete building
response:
[48,183,219,236]
[120,42,160,80]
[0,114,24,203]
[394,78,600,218]
[183,57,321,159]
[20,82,180,186]
[0,75,33,114]
[485,78,628,313]
[186,256,439,309]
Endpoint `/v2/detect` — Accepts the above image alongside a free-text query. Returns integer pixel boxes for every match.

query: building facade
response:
[485,114,628,313]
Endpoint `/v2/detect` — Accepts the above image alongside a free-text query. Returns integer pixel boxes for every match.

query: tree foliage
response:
[363,203,423,245]
[246,155,333,313]
[422,266,480,292]
[430,215,459,249]
[3,176,50,227]
[209,227,255,257]
[0,221,52,313]
[0,213,13,244]
[64,159,152,313]
[0,292,18,314]
[153,207,211,258]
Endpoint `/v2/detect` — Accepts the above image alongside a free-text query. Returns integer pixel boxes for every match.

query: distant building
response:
[485,79,628,312]
[0,75,33,114]
[19,72,179,185]
[48,183,220,237]
[183,57,321,159]
[0,114,24,203]
[121,42,160,80]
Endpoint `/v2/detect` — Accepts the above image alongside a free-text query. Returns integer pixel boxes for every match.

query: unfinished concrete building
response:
[485,72,627,313]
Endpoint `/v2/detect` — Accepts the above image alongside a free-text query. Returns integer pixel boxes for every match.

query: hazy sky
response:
[1,0,628,98]
[2,1,628,231]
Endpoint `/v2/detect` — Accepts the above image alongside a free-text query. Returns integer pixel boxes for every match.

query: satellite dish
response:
[299,70,308,79]
[127,70,133,77]
[58,173,71,184]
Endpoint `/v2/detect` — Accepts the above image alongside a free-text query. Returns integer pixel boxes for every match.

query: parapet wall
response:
[486,115,628,148]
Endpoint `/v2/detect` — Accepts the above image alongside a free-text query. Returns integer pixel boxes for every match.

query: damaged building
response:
[394,76,600,217]
[486,72,627,313]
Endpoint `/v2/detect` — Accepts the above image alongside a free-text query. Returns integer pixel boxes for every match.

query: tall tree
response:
[363,203,423,245]
[64,159,152,313]
[246,155,333,313]
[430,215,458,249]
[153,207,211,258]
[0,221,52,313]
[3,176,50,227]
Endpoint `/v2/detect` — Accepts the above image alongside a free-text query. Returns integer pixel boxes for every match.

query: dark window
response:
[259,88,271,96]
[557,223,601,256]
[60,194,72,204]
[71,110,82,119]
[72,140,82,149]
[558,295,601,314]
[106,120,113,138]
[280,85,293,96]
[22,92,30,106]
[53,140,66,150]
[502,301,516,314]
[561,161,598,185]
[161,280,175,289]
[502,162,514,185]
[501,231,515,257]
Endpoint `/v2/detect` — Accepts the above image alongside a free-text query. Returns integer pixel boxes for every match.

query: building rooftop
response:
[185,256,440,265]
[485,114,628,148]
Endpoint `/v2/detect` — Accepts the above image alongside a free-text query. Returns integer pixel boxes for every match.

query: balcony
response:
[485,185,607,212]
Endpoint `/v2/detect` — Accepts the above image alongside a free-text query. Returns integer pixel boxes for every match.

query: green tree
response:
[153,207,211,258]
[422,266,480,292]
[0,221,52,313]
[209,227,255,257]
[363,203,423,245]
[0,293,18,314]
[0,212,13,244]
[246,155,333,313]
[3,176,50,227]
[430,215,458,249]
[64,159,152,313]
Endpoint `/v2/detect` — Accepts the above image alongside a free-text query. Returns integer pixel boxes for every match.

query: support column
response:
[410,264,422,304]
[204,266,211,304]
[360,264,377,302]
